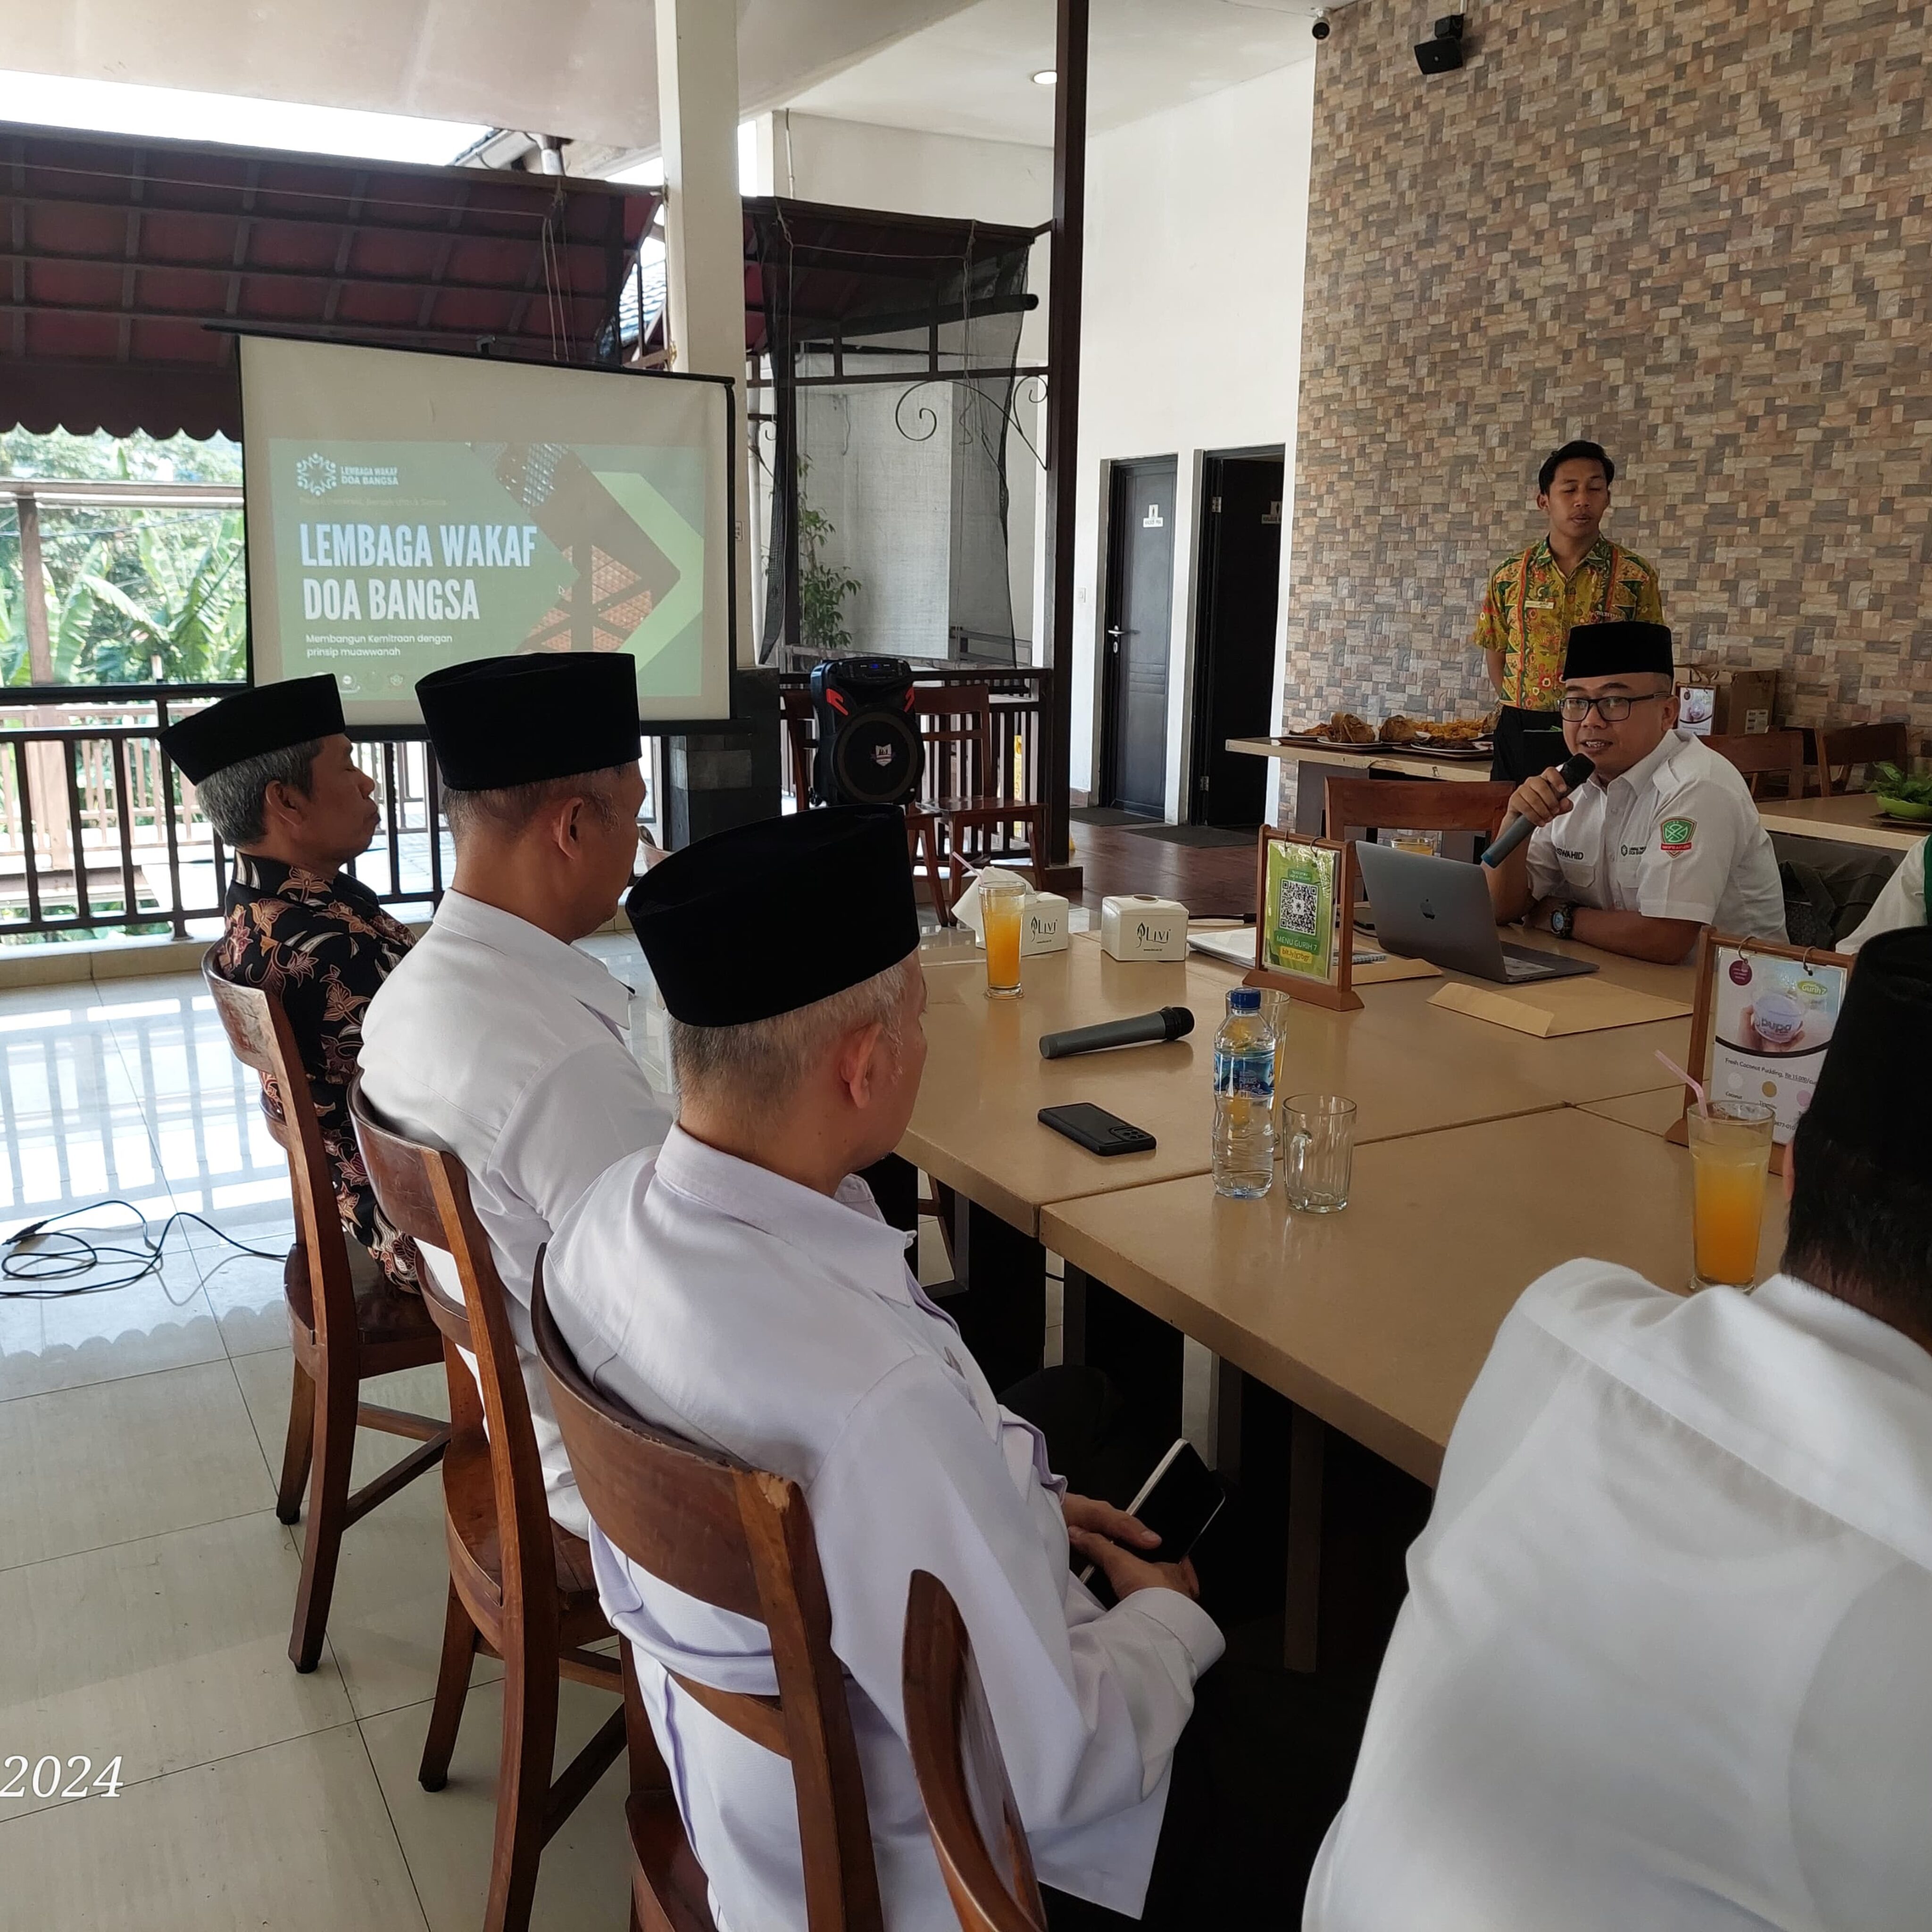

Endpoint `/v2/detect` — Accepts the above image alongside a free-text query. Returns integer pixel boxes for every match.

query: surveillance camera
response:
[1311,11,1331,38]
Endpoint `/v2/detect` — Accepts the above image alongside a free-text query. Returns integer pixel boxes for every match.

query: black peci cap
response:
[158,675,345,785]
[628,806,919,1025]
[417,653,641,792]
[1797,927,1932,1177]
[1561,619,1674,683]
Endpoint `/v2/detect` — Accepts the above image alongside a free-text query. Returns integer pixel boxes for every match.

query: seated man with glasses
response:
[1484,620,1786,961]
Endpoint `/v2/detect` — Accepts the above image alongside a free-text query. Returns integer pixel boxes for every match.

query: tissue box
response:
[1022,891,1070,955]
[1100,894,1189,961]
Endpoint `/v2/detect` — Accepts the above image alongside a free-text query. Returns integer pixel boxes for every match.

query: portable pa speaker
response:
[809,657,922,808]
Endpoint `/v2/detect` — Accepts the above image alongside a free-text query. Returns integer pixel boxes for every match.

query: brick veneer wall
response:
[1283,0,1932,754]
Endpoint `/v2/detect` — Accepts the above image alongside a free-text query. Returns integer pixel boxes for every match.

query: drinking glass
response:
[1284,1094,1357,1212]
[980,879,1025,999]
[1388,828,1441,857]
[1258,988,1292,1157]
[1686,1101,1776,1288]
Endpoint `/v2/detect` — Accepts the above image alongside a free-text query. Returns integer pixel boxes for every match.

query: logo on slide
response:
[295,453,339,496]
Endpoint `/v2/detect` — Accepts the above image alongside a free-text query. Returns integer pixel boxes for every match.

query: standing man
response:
[164,675,421,1307]
[359,653,671,1537]
[1476,440,1664,782]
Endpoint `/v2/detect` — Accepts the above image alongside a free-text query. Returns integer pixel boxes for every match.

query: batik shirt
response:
[1474,536,1664,711]
[219,853,419,1287]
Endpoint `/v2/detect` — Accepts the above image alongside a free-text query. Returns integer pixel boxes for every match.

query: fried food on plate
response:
[1329,711,1375,744]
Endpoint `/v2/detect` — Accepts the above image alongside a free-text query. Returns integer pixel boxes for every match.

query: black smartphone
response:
[1078,1439,1226,1585]
[1038,1102,1157,1157]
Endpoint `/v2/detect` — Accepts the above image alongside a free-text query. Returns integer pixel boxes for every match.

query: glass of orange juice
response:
[980,879,1025,999]
[1685,1101,1775,1289]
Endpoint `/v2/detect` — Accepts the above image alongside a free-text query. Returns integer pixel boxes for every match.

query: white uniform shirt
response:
[546,1126,1224,1932]
[1526,728,1788,941]
[1305,1260,1932,1932]
[360,891,670,1537]
[1845,835,1927,950]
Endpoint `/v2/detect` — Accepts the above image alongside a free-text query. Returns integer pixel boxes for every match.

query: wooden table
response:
[1225,736,1494,786]
[1755,791,1925,853]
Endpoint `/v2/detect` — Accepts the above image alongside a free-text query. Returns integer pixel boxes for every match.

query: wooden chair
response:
[201,950,447,1674]
[913,685,1045,908]
[350,1085,626,1932]
[1321,776,1516,844]
[1818,721,1911,796]
[1706,729,1808,800]
[780,684,952,921]
[530,1257,885,1932]
[901,1569,1049,1932]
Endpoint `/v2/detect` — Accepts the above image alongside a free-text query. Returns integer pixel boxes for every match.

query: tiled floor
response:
[0,956,663,1930]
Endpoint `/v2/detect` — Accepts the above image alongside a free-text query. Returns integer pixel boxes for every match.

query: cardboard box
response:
[1713,670,1779,737]
[1100,894,1189,961]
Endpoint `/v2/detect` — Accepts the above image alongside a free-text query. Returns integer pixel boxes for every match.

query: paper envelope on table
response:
[1428,977,1692,1038]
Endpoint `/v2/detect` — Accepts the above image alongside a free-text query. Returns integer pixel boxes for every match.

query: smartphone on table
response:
[1038,1103,1157,1157]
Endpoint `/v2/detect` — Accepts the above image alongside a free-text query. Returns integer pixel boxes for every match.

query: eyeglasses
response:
[1557,692,1665,723]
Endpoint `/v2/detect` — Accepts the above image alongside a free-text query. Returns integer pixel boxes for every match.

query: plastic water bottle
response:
[1212,987,1276,1199]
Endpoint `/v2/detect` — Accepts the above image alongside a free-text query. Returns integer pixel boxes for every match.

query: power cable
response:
[0,1198,285,1301]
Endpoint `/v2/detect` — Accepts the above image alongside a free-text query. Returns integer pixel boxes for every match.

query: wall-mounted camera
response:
[1312,9,1332,39]
[1415,13,1466,73]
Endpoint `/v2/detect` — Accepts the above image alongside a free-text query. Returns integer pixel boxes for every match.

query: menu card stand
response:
[1243,828,1363,1013]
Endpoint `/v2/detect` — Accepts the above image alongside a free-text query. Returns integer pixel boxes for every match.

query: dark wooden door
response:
[1189,452,1283,827]
[1099,458,1175,818]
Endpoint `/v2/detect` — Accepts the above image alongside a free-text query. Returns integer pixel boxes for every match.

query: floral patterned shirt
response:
[1474,536,1664,711]
[219,853,419,1288]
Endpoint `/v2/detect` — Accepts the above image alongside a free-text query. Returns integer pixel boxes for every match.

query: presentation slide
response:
[239,335,735,725]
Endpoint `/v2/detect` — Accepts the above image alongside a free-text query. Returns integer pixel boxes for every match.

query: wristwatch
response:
[1548,902,1577,942]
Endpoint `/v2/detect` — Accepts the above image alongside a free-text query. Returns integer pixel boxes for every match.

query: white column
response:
[656,0,757,664]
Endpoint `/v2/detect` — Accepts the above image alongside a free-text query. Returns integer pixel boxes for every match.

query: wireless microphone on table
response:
[1039,1007,1196,1060]
[1481,753,1596,868]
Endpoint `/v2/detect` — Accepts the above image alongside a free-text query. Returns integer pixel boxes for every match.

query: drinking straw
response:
[1657,1049,1710,1118]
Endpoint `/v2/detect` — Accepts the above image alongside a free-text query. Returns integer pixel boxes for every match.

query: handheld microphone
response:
[1481,754,1595,869]
[1039,1007,1196,1061]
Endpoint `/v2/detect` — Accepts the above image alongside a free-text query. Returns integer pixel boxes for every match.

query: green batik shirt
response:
[1474,536,1664,711]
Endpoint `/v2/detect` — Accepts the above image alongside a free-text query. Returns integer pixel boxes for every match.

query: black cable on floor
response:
[0,1199,286,1301]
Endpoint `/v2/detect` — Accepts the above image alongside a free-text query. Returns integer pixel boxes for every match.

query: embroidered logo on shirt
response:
[1659,816,1696,855]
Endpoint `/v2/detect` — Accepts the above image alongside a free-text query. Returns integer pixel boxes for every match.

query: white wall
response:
[1069,57,1316,817]
[748,110,1052,654]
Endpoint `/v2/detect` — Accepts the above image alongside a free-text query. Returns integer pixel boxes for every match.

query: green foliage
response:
[0,428,247,687]
[795,457,861,656]
[1872,762,1932,808]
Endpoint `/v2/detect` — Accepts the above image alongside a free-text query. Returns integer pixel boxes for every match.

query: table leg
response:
[1061,1266,1184,1442]
[1285,1405,1326,1674]
[937,1191,1046,1393]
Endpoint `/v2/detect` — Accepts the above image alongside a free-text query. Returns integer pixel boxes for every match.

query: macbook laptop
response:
[1352,841,1597,985]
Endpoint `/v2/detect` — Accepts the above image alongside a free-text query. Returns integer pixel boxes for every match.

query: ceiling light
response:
[1031,69,1057,86]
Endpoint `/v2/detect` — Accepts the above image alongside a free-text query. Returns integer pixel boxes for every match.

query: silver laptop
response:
[1352,841,1597,985]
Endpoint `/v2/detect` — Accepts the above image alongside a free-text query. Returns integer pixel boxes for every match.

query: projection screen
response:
[239,336,735,726]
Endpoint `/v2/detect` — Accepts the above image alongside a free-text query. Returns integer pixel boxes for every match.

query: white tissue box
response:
[1100,894,1189,961]
[1021,891,1070,956]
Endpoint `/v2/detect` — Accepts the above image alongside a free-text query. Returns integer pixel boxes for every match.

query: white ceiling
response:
[785,0,1320,148]
[0,0,989,153]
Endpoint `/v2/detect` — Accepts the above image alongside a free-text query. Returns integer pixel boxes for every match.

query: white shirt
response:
[546,1126,1224,1932]
[359,891,670,1537]
[1526,729,1788,941]
[1845,835,1927,950]
[1305,1260,1932,1932]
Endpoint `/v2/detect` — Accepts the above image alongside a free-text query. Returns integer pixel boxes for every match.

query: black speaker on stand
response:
[809,657,923,808]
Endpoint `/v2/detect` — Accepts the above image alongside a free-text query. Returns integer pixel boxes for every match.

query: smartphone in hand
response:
[1078,1439,1226,1586]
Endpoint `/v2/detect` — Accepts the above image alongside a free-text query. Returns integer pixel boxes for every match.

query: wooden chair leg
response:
[485,1645,560,1932]
[418,1580,480,1791]
[287,1357,359,1673]
[275,1357,316,1526]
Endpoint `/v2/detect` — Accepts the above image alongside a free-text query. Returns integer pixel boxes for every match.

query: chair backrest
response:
[531,1257,884,1932]
[780,686,817,808]
[914,685,997,802]
[1705,728,1807,799]
[1322,777,1515,842]
[1818,721,1910,796]
[200,946,357,1351]
[350,1078,553,1630]
[901,1569,1048,1932]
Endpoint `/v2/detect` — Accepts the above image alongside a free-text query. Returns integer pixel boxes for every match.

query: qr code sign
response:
[1279,879,1319,936]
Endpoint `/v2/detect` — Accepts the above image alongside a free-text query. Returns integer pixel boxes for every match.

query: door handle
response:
[1106,626,1124,638]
